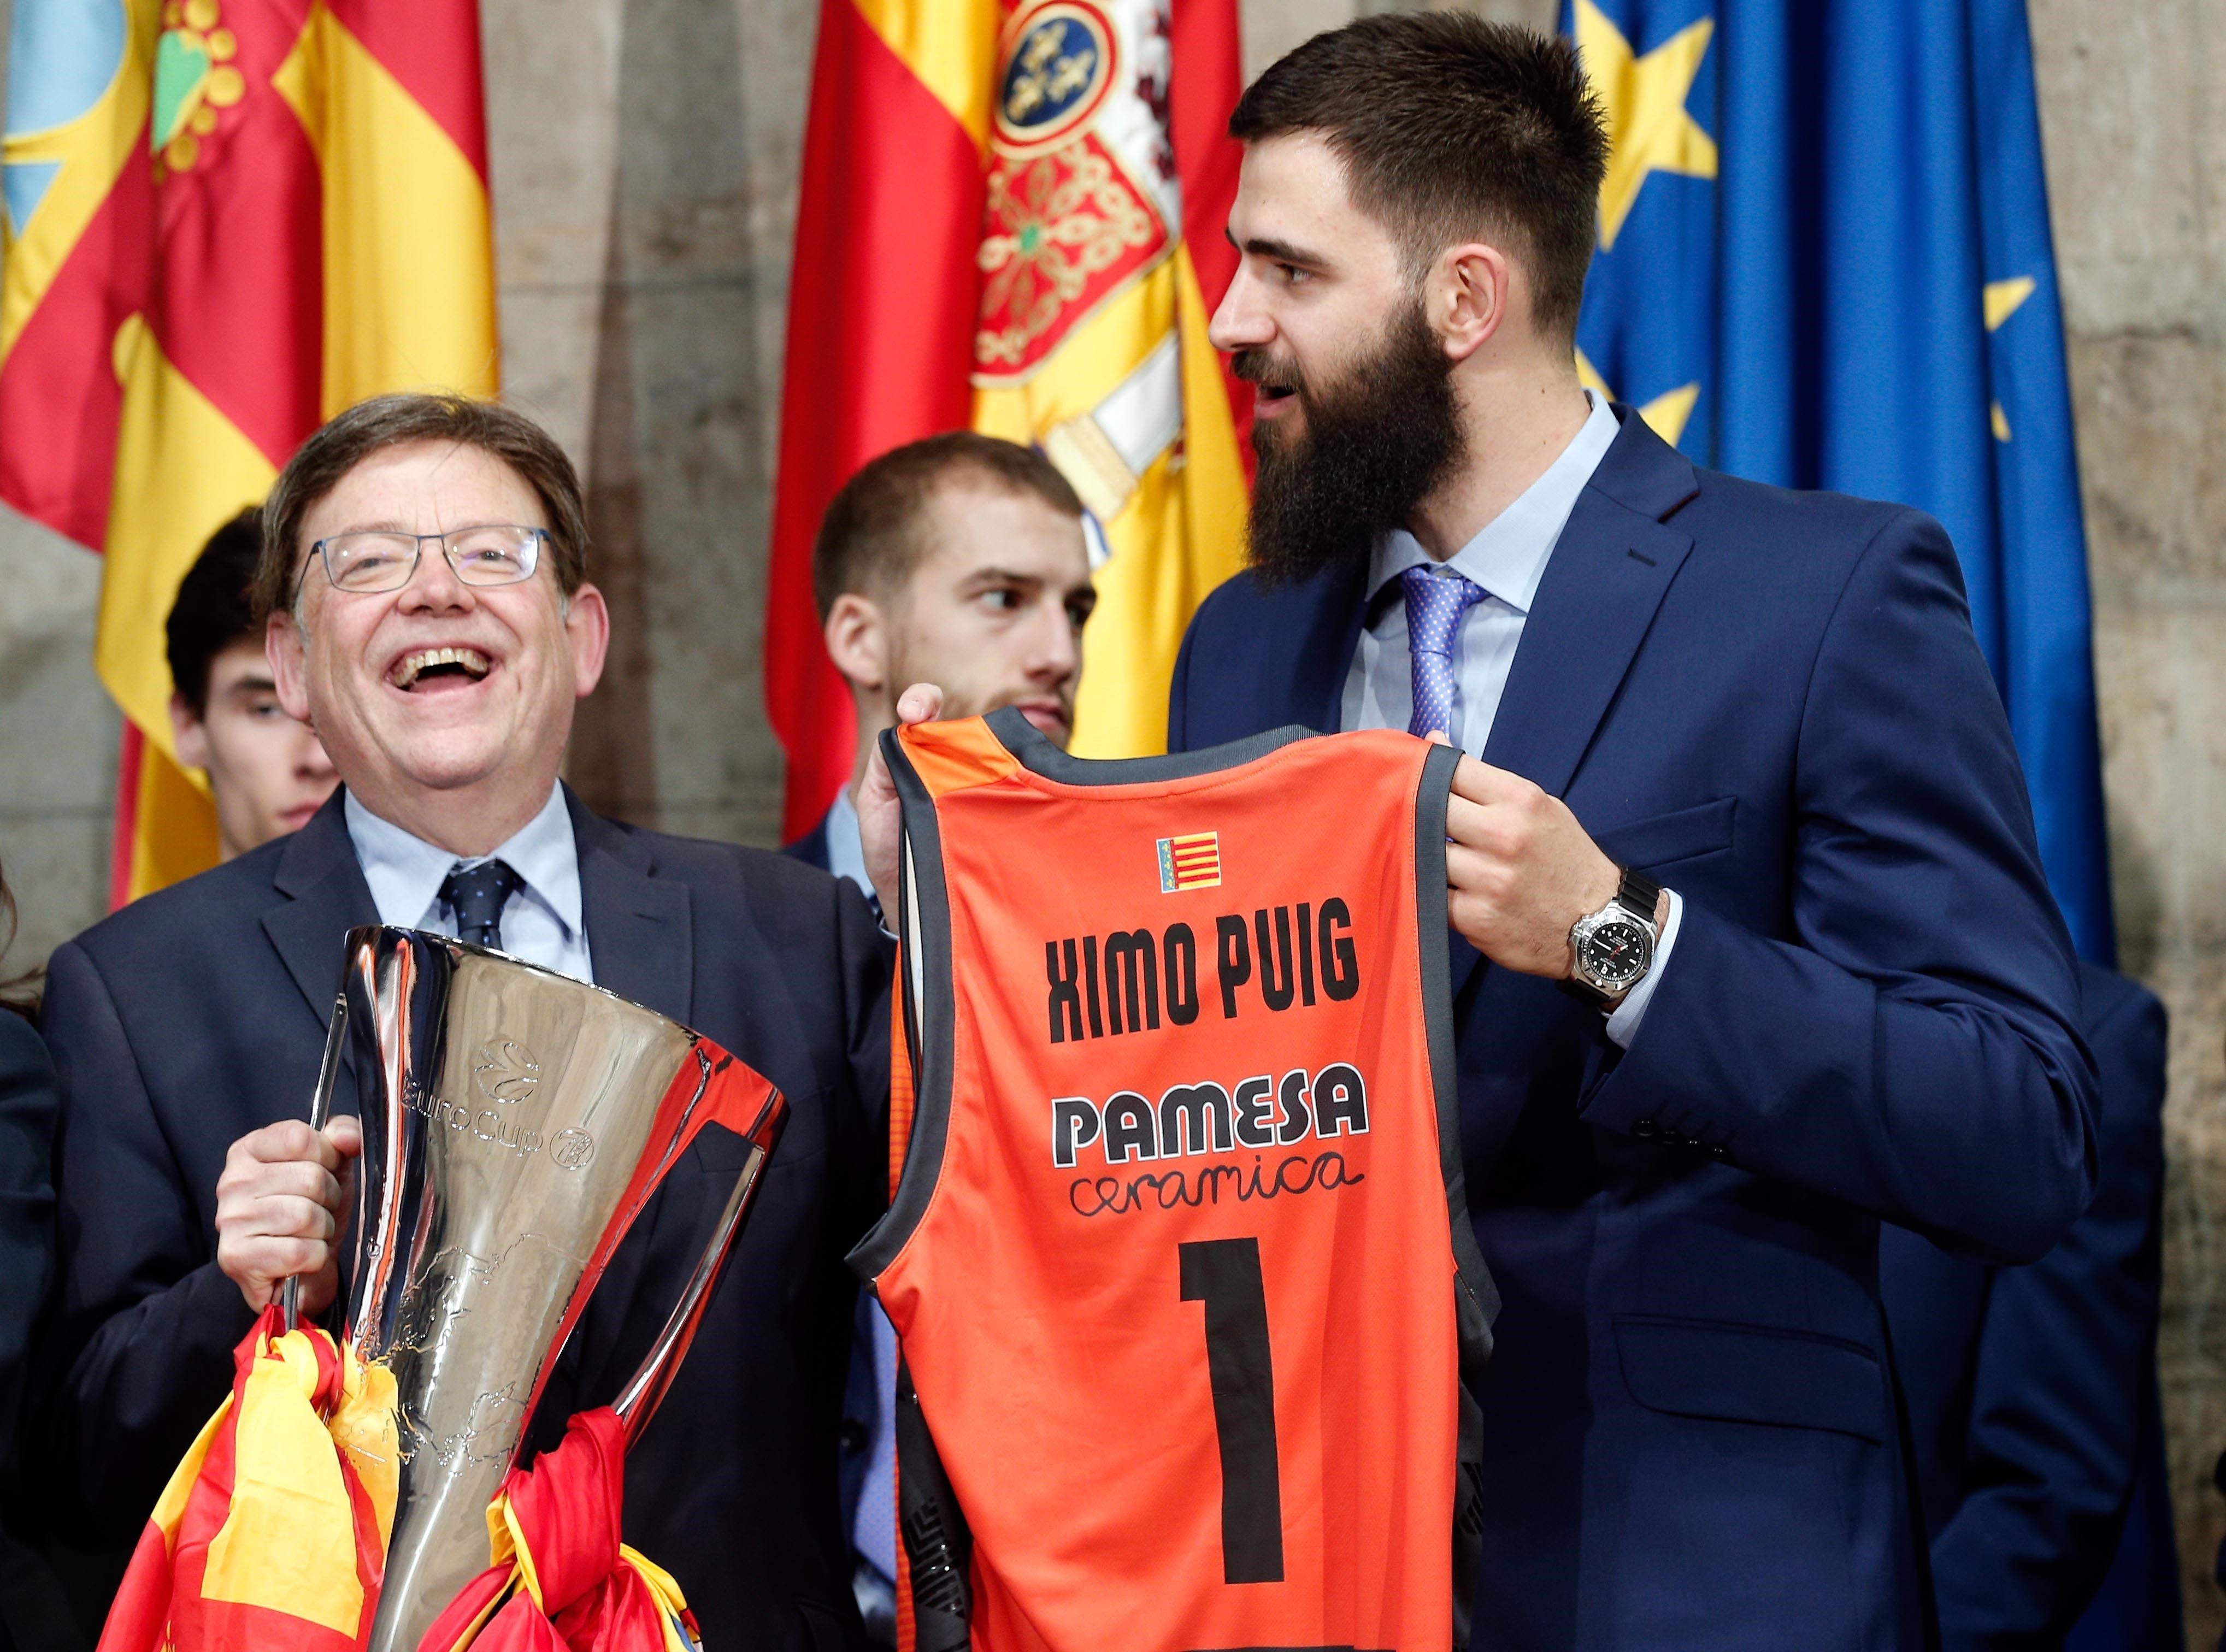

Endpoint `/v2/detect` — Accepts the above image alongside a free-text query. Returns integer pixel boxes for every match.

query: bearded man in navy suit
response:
[33,396,888,1652]
[1147,16,2095,1650]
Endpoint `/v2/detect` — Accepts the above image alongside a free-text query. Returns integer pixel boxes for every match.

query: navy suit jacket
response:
[32,789,890,1652]
[1168,409,2097,1651]
[1882,961,2177,1650]
[781,813,881,1591]
[0,1012,54,1482]
[787,813,834,875]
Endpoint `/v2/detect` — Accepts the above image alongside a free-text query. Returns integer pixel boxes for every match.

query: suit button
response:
[1633,1118,1658,1139]
[1709,1143,1732,1161]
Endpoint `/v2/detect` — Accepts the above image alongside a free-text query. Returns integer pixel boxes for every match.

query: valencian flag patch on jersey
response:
[855,711,1495,1652]
[1156,831,1220,893]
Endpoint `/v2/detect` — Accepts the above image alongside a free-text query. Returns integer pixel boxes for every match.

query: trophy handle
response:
[610,1106,780,1441]
[281,990,352,1335]
[523,1041,788,1445]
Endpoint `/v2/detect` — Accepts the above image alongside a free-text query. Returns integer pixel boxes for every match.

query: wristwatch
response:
[1564,867,1663,1009]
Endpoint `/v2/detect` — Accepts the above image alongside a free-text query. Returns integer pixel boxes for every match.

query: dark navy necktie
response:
[440,858,523,952]
[1401,563,1485,739]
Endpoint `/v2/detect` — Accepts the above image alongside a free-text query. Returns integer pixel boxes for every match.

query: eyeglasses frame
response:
[295,525,552,601]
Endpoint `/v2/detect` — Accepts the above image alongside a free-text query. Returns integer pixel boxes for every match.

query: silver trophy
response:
[292,925,786,1652]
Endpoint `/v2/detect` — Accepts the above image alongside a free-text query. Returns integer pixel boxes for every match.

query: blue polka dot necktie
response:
[1401,563,1485,739]
[440,858,523,952]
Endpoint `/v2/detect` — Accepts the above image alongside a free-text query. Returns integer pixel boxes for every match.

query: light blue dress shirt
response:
[344,783,594,984]
[1338,391,1680,1047]
[822,786,873,906]
[820,785,902,1592]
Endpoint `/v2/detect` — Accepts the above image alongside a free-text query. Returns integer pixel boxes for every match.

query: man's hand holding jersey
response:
[862,689,1658,994]
[858,682,944,919]
[1439,743,1667,983]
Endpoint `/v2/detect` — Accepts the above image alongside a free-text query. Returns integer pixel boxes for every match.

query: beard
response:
[1235,297,1464,586]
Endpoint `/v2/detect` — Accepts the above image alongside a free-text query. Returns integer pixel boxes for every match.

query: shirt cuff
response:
[1604,887,1682,1049]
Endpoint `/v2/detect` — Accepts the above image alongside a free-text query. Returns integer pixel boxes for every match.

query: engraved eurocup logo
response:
[433,1036,557,1160]
[472,1037,541,1104]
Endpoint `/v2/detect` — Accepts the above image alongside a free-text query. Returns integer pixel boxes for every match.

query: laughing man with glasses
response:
[33,394,894,1651]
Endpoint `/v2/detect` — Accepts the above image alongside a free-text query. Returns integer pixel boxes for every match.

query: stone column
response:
[2029,0,2226,1636]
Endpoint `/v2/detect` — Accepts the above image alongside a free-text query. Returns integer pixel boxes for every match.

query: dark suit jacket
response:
[32,788,890,1652]
[0,1012,54,1481]
[1168,408,2097,1651]
[782,813,882,1594]
[1882,961,2177,1650]
[786,812,834,875]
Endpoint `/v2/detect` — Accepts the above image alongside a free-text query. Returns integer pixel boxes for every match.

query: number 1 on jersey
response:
[1180,1237,1285,1584]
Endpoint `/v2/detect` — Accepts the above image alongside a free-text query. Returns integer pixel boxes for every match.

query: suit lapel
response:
[1286,562,1370,733]
[570,790,694,1025]
[262,791,380,1018]
[1446,411,1697,1002]
[1481,408,1699,798]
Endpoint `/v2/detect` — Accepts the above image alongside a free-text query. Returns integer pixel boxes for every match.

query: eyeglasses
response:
[299,526,549,597]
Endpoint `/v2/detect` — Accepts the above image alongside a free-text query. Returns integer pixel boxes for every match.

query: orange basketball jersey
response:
[852,710,1496,1652]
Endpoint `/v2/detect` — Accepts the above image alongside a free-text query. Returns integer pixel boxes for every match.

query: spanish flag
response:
[764,0,1252,840]
[417,1408,700,1652]
[0,0,498,904]
[98,1308,399,1652]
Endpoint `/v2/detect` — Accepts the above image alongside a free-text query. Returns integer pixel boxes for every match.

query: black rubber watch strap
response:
[1616,867,1662,924]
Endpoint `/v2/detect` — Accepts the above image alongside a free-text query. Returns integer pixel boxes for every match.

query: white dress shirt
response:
[1338,391,1681,1047]
[344,783,594,984]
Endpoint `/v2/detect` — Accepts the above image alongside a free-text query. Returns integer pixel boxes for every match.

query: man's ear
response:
[1433,241,1514,364]
[169,693,210,771]
[564,581,612,698]
[266,611,314,725]
[823,592,890,694]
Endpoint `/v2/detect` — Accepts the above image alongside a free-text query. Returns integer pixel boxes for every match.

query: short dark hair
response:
[811,432,1085,621]
[257,394,589,621]
[167,508,265,716]
[1230,14,1607,339]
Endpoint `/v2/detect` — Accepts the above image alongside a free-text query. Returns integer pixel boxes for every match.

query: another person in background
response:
[34,394,889,1652]
[165,508,338,858]
[0,859,58,1652]
[1883,960,2181,1650]
[792,431,1096,898]
[793,430,1093,1641]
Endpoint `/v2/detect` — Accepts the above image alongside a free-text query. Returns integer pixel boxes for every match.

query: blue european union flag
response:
[1564,0,2115,964]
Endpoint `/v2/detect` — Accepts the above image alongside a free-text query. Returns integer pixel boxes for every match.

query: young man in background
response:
[164,509,338,859]
[793,430,1094,1640]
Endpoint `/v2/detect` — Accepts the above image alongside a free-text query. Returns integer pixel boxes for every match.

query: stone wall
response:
[2,0,2222,1634]
[2031,0,2226,1638]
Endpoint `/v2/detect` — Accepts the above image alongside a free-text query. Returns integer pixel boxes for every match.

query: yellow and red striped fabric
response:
[0,0,498,904]
[99,1307,401,1652]
[417,1409,698,1652]
[765,0,1252,840]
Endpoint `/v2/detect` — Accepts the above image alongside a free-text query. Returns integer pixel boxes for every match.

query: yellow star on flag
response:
[1983,276,2034,332]
[1575,0,1718,251]
[1576,349,1700,449]
[1983,276,2035,441]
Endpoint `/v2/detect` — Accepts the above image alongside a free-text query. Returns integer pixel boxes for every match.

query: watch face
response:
[1581,919,1650,988]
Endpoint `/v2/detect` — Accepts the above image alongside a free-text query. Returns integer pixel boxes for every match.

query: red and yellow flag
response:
[0,0,498,904]
[99,1308,400,1652]
[764,0,1252,841]
[417,1408,699,1652]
